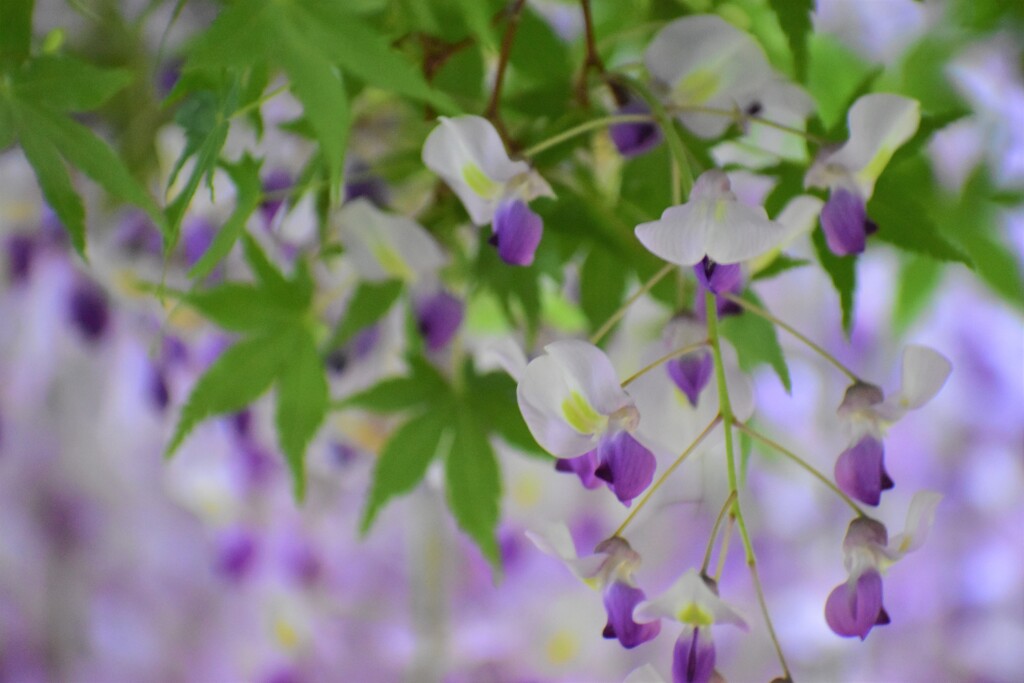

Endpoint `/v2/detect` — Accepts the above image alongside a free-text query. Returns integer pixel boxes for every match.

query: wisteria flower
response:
[825,492,942,639]
[517,340,656,505]
[834,345,951,505]
[634,569,747,683]
[526,522,661,649]
[635,170,787,268]
[644,15,776,139]
[422,115,554,266]
[333,198,446,283]
[805,93,921,255]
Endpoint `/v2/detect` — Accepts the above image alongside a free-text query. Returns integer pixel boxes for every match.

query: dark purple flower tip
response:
[491,199,543,266]
[825,569,886,640]
[821,189,877,256]
[215,528,258,582]
[594,431,657,506]
[666,351,713,407]
[182,217,216,269]
[834,436,893,506]
[69,280,110,342]
[610,102,663,158]
[261,169,293,225]
[416,290,464,352]
[6,234,36,284]
[694,257,743,295]
[555,450,603,490]
[672,626,716,683]
[344,168,389,208]
[116,211,164,257]
[601,581,661,649]
[149,366,170,412]
[156,59,182,98]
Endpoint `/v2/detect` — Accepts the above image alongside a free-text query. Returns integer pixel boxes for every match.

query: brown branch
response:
[575,0,606,106]
[484,0,528,144]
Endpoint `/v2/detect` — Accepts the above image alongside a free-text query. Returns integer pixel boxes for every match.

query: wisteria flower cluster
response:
[1,0,1022,681]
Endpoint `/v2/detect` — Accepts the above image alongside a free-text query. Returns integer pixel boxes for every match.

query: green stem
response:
[669,104,826,144]
[621,340,709,388]
[706,290,791,681]
[721,293,860,383]
[522,114,655,157]
[590,263,675,345]
[734,421,866,516]
[231,84,289,120]
[611,415,722,539]
[701,490,737,575]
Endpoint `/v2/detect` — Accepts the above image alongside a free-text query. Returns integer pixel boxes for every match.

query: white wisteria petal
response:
[886,491,942,559]
[636,171,785,266]
[645,15,774,138]
[518,354,601,457]
[713,80,816,168]
[525,521,606,581]
[477,337,529,382]
[890,344,952,411]
[623,664,667,683]
[633,568,747,628]
[334,198,446,283]
[809,94,920,198]
[422,115,531,225]
[544,340,635,419]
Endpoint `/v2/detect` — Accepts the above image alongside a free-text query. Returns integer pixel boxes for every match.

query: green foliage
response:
[446,407,501,567]
[188,155,263,279]
[806,34,878,132]
[0,0,33,64]
[276,330,330,500]
[892,254,943,336]
[752,255,810,281]
[721,292,792,393]
[768,0,813,80]
[812,229,856,335]
[328,280,405,351]
[580,247,629,338]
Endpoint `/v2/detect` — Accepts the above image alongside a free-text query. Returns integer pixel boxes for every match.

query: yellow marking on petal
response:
[545,629,579,665]
[462,163,501,199]
[561,391,606,435]
[858,146,895,188]
[274,617,300,650]
[673,69,720,106]
[511,473,542,508]
[713,199,728,223]
[582,576,601,591]
[678,602,714,626]
[370,242,415,281]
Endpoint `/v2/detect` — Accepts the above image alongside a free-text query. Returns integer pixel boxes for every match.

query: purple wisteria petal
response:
[672,626,716,683]
[491,199,543,266]
[693,257,743,294]
[69,280,110,342]
[260,168,293,225]
[416,290,464,352]
[610,101,662,157]
[182,217,216,269]
[602,581,662,648]
[594,431,657,506]
[215,527,258,582]
[820,188,877,256]
[6,234,35,284]
[554,450,603,489]
[825,569,886,640]
[834,436,894,506]
[666,352,713,406]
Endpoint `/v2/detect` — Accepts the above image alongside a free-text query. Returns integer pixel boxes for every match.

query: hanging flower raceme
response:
[526,522,661,649]
[517,340,656,505]
[644,15,776,139]
[834,345,952,505]
[805,93,921,255]
[634,569,747,683]
[825,492,942,639]
[422,115,554,266]
[635,170,787,299]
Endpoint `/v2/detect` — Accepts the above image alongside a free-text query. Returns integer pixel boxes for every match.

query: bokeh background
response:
[1,0,1022,682]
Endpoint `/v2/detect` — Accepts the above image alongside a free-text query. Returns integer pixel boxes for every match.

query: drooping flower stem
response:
[706,290,792,682]
[714,516,734,582]
[733,421,867,516]
[701,490,737,575]
[590,263,675,345]
[611,415,722,539]
[668,104,826,145]
[522,113,656,157]
[721,292,861,383]
[621,340,710,388]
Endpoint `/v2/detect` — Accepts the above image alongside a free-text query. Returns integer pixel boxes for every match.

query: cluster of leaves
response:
[3,0,1023,564]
